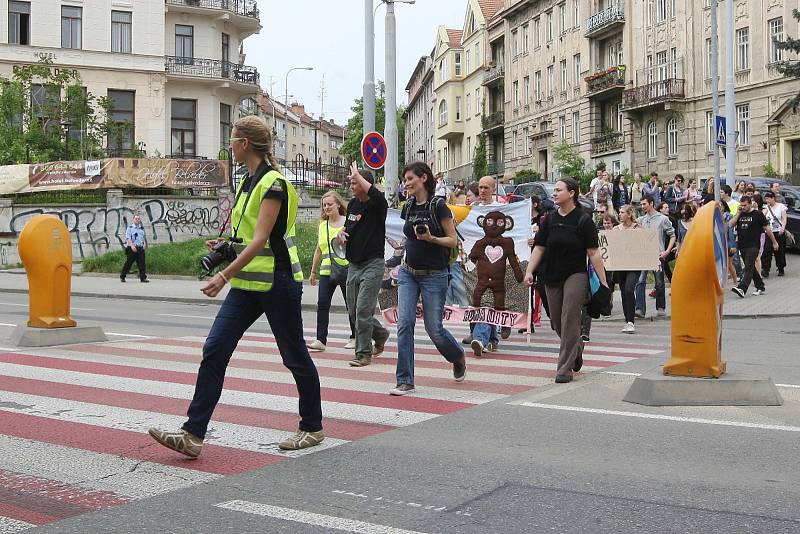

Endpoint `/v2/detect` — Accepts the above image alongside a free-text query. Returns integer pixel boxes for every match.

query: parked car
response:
[507,181,595,212]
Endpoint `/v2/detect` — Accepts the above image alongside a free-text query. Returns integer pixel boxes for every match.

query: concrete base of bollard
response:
[10,325,108,347]
[623,373,784,406]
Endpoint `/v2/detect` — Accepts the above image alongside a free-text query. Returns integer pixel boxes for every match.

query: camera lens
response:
[415,225,427,235]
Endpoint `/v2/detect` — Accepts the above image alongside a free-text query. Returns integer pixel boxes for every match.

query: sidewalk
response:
[0,262,797,317]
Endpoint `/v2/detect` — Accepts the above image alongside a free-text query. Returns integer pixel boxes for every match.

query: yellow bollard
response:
[18,215,77,328]
[663,202,727,378]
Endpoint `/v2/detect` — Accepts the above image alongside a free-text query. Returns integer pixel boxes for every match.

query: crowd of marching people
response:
[147,115,790,459]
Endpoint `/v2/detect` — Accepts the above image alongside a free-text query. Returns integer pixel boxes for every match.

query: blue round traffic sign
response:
[361,132,387,170]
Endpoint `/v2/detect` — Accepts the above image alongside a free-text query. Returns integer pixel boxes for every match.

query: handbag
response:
[587,260,612,319]
[326,222,349,284]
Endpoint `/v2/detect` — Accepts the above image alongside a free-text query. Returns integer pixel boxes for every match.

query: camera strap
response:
[221,161,272,240]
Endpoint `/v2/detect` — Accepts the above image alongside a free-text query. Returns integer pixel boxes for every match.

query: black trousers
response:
[121,247,147,281]
[738,247,764,292]
[761,233,786,274]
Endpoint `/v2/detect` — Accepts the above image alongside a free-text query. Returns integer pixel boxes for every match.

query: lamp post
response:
[60,119,73,161]
[284,67,313,166]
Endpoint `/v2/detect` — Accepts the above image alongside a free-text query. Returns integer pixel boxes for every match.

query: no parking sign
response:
[361,132,387,170]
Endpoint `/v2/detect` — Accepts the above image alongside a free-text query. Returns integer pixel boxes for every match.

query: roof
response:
[446,29,463,48]
[477,0,504,20]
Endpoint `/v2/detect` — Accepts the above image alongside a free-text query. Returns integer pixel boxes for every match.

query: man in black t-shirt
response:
[729,196,779,298]
[340,163,390,367]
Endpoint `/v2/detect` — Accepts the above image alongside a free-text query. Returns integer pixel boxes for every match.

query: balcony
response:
[585,3,625,39]
[482,64,505,87]
[590,132,625,156]
[585,66,626,98]
[437,119,464,140]
[481,110,505,133]
[165,0,260,34]
[165,56,260,88]
[488,161,504,175]
[621,78,685,112]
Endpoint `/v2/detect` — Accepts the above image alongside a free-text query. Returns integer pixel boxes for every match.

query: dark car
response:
[509,181,595,212]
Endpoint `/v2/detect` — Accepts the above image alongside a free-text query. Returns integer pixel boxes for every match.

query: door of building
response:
[792,140,800,184]
[538,149,548,180]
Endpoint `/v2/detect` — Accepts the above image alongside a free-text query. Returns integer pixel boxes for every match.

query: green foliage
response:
[5,189,107,204]
[763,162,778,178]
[776,9,800,108]
[514,169,541,183]
[473,133,488,179]
[553,140,594,192]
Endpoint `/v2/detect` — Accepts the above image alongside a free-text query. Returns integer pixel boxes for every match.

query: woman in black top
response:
[391,161,466,396]
[523,178,608,383]
[611,174,629,212]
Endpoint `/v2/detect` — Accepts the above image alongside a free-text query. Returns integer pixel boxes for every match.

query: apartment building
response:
[403,55,435,170]
[0,0,262,159]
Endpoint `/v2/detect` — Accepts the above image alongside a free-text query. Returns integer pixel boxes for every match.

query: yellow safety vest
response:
[318,220,348,276]
[229,169,304,291]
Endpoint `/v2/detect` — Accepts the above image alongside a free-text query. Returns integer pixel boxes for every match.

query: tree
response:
[340,81,406,171]
[776,9,800,108]
[553,140,593,193]
[473,133,488,179]
[0,59,124,165]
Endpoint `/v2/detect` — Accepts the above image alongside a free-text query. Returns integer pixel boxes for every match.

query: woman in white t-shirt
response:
[762,191,788,277]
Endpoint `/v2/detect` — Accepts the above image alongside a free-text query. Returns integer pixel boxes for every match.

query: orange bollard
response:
[663,202,727,378]
[18,215,77,328]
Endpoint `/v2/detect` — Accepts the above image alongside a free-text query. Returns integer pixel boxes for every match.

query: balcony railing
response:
[165,56,260,86]
[590,132,625,155]
[488,161,504,175]
[482,64,505,86]
[621,78,685,111]
[586,3,624,37]
[481,110,505,131]
[165,0,259,19]
[585,66,626,96]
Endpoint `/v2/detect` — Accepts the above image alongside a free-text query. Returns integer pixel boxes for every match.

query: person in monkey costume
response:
[468,210,525,310]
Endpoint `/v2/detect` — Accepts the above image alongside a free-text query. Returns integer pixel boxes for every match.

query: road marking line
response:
[776,383,800,389]
[214,500,429,534]
[0,323,17,327]
[0,302,95,311]
[105,332,151,338]
[157,313,213,320]
[604,371,642,376]
[0,515,36,533]
[516,402,800,432]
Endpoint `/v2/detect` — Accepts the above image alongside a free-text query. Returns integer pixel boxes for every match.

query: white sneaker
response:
[306,340,326,351]
[656,309,666,317]
[344,339,356,349]
[752,289,765,296]
[622,322,635,334]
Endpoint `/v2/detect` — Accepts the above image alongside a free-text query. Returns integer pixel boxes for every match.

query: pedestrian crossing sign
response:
[715,116,726,147]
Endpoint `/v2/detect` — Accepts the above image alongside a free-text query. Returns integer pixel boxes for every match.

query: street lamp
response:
[284,67,313,167]
[60,119,73,161]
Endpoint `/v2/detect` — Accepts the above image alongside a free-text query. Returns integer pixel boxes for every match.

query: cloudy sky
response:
[246,0,466,125]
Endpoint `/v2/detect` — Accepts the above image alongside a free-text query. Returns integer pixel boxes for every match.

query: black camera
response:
[414,224,428,235]
[200,238,240,273]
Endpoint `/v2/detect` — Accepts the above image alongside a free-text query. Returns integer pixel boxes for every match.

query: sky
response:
[246,0,466,125]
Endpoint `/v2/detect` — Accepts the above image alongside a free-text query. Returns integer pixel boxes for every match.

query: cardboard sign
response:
[598,229,661,271]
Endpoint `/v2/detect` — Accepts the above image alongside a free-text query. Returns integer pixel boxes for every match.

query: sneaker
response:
[761,271,770,279]
[486,342,498,352]
[462,335,473,345]
[634,309,645,318]
[120,277,126,283]
[517,328,528,334]
[731,287,745,298]
[533,319,542,327]
[389,383,416,396]
[622,322,635,334]
[555,374,573,384]
[453,357,467,382]
[372,332,389,356]
[306,340,326,351]
[140,279,150,283]
[471,339,484,358]
[500,326,511,339]
[656,309,666,317]
[148,428,202,458]
[752,289,765,296]
[778,270,785,277]
[580,334,590,343]
[344,339,356,349]
[278,430,325,450]
[349,356,371,367]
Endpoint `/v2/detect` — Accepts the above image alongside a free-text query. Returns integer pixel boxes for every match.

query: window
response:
[475,88,481,115]
[535,70,542,100]
[239,97,257,117]
[220,103,231,150]
[559,116,566,139]
[769,17,783,63]
[523,127,530,154]
[524,76,530,102]
[560,60,567,92]
[513,130,518,158]
[559,3,566,34]
[466,49,471,72]
[455,52,462,76]
[705,38,712,78]
[31,84,59,131]
[111,11,132,53]
[61,6,82,49]
[572,111,580,143]
[176,25,194,64]
[736,28,749,70]
[533,17,541,48]
[574,0,580,29]
[547,65,554,96]
[439,100,448,125]
[9,1,30,45]
[546,11,553,41]
[439,57,448,81]
[466,93,471,118]
[667,117,678,157]
[706,111,714,152]
[647,121,658,159]
[455,96,462,120]
[512,30,518,56]
[171,99,196,157]
[513,80,520,106]
[656,0,667,23]
[467,137,472,160]
[573,54,581,87]
[656,51,668,80]
[670,47,677,79]
[523,24,529,53]
[737,104,750,146]
[107,90,135,153]
[475,42,480,65]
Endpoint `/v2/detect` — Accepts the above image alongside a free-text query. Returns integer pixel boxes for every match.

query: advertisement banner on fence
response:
[0,158,229,194]
[378,201,532,327]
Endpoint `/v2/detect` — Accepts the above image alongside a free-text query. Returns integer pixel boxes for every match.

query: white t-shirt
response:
[764,202,787,231]
[589,177,602,204]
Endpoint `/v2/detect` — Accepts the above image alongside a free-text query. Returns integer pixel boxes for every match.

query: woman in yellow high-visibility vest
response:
[307,191,355,351]
[148,116,324,457]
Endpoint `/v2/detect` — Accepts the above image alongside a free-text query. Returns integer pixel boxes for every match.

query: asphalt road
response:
[2,294,800,533]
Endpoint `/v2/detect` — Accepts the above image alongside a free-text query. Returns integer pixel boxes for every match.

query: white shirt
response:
[764,202,787,231]
[589,177,602,204]
[435,179,449,198]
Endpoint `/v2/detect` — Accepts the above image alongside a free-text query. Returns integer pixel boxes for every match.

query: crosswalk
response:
[0,321,664,531]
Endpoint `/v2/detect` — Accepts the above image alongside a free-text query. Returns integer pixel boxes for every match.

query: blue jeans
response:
[183,269,322,439]
[473,322,499,347]
[635,269,666,314]
[316,275,355,344]
[396,267,463,385]
[445,262,470,307]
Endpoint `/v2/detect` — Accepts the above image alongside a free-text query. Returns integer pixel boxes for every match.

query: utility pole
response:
[724,0,736,192]
[364,0,376,137]
[319,77,327,121]
[710,0,720,202]
[384,0,398,203]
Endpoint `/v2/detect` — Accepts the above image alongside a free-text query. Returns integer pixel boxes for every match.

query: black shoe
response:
[500,327,511,339]
[573,354,583,372]
[453,357,466,382]
[461,335,473,345]
[141,279,150,283]
[120,278,126,283]
[778,270,785,277]
[580,334,590,343]
[762,271,769,278]
[555,374,573,384]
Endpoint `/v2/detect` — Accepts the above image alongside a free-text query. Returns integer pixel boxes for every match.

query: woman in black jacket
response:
[611,174,629,213]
